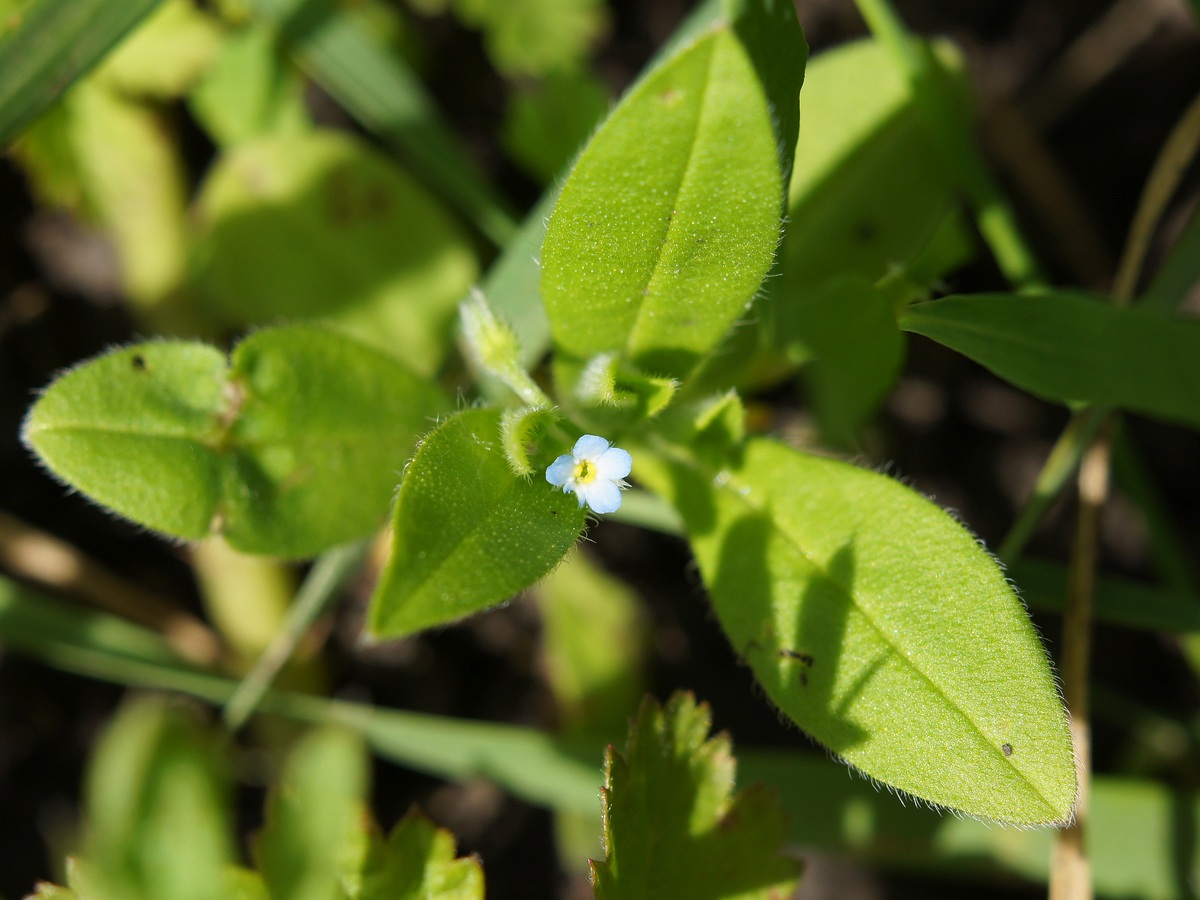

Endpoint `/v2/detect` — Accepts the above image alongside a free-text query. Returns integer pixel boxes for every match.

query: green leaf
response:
[245,0,518,246]
[1012,558,1200,633]
[900,292,1200,430]
[502,71,610,183]
[194,130,478,375]
[448,0,607,77]
[23,326,448,557]
[542,1,806,381]
[1141,204,1200,310]
[591,693,801,900]
[4,582,1196,900]
[85,697,233,900]
[777,38,971,296]
[259,728,367,900]
[189,23,311,148]
[368,408,588,638]
[634,439,1077,824]
[0,0,164,149]
[789,276,905,446]
[538,551,647,735]
[360,811,484,900]
[13,78,190,305]
[95,0,223,98]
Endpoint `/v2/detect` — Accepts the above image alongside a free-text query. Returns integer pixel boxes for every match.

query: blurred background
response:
[2,0,1200,897]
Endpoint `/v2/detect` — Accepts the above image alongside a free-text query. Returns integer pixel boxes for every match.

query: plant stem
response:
[1049,418,1113,900]
[223,540,367,732]
[997,407,1107,563]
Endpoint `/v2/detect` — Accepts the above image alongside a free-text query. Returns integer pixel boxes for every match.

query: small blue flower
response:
[546,434,632,514]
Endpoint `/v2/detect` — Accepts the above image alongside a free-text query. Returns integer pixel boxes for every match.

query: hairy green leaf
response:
[901,292,1200,430]
[591,693,800,899]
[542,0,806,381]
[194,130,478,375]
[23,326,448,557]
[635,440,1076,824]
[368,408,588,638]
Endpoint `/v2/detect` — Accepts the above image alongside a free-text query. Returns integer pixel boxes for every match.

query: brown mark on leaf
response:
[1001,743,1013,757]
[131,354,147,371]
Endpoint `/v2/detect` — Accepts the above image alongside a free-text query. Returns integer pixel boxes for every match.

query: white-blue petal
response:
[573,434,611,460]
[594,446,632,481]
[580,479,622,514]
[546,454,576,486]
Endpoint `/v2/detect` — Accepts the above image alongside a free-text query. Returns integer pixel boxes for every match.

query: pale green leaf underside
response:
[541,23,782,379]
[24,326,447,557]
[636,439,1076,825]
[368,408,587,638]
[901,292,1200,430]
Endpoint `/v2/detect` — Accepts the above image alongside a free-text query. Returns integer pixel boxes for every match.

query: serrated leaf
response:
[900,292,1200,430]
[259,728,367,900]
[359,811,483,900]
[368,408,588,637]
[591,693,800,900]
[23,326,448,557]
[634,440,1076,825]
[194,130,478,375]
[542,1,806,381]
[85,697,233,900]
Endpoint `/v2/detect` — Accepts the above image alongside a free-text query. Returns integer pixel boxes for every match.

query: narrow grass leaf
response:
[0,0,164,148]
[901,292,1200,430]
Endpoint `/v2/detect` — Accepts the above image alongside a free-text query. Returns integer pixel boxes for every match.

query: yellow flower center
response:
[574,459,597,483]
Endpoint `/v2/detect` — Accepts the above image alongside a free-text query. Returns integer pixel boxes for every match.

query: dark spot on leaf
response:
[131,354,147,371]
[854,221,879,243]
[1002,743,1013,757]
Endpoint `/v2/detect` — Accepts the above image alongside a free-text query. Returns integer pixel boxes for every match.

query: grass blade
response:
[0,0,165,148]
